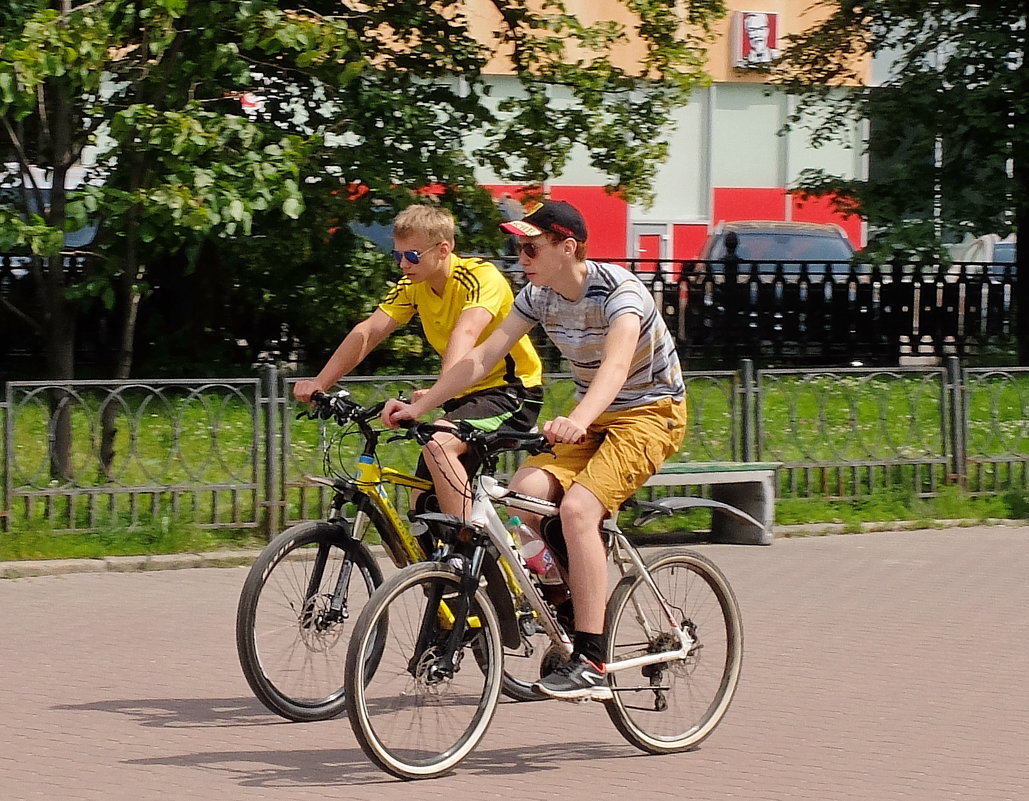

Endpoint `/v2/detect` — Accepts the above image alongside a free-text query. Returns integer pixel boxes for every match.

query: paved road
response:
[2,527,1027,801]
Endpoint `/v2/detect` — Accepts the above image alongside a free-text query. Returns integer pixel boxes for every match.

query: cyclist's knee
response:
[425,431,465,463]
[510,466,561,499]
[558,487,606,535]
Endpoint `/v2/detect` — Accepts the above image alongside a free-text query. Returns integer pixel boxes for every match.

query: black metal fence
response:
[4,360,1028,539]
[604,257,1017,367]
[2,252,1017,376]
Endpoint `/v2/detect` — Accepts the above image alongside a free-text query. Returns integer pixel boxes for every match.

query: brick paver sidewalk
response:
[1,526,1026,800]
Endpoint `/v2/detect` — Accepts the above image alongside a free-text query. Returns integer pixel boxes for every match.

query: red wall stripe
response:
[790,193,864,247]
[483,184,629,261]
[712,187,788,224]
[673,224,710,261]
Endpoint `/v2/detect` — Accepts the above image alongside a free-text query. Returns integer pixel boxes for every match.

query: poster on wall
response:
[732,11,781,69]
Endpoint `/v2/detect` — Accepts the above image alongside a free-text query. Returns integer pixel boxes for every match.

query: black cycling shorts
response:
[414,383,544,481]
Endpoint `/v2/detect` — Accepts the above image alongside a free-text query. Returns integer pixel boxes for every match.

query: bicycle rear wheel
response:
[604,549,743,753]
[344,562,504,780]
[236,521,383,721]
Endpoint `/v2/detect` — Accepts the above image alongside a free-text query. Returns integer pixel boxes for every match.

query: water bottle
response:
[508,516,563,586]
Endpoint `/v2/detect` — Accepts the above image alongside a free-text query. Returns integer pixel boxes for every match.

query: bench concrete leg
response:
[710,478,775,545]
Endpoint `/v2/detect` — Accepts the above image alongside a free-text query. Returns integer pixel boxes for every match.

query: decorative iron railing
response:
[3,359,1027,538]
[3,253,1017,375]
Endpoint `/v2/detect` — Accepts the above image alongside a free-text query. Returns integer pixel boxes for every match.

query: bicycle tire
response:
[344,562,504,780]
[603,548,743,753]
[236,520,383,722]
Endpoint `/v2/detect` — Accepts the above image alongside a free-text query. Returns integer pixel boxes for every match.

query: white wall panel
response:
[629,91,709,222]
[785,96,865,184]
[710,84,785,188]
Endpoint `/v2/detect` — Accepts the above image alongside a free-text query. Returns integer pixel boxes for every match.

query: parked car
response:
[948,233,1016,278]
[1,185,99,279]
[695,220,859,282]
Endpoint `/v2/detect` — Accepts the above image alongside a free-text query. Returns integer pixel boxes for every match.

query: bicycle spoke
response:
[605,550,742,753]
[345,564,503,779]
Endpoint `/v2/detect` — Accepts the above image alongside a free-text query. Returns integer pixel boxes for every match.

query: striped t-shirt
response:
[511,261,684,410]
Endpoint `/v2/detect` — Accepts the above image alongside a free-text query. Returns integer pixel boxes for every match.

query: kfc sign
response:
[732,11,780,69]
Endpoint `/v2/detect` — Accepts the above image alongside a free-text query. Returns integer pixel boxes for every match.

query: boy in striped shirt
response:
[383,200,687,701]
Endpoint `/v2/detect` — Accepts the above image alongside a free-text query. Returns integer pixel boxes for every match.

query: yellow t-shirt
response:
[378,255,543,397]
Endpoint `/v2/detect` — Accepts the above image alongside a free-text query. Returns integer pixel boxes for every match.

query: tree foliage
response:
[1,0,726,380]
[774,1,1026,262]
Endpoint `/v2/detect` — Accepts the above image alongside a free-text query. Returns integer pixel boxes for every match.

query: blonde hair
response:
[393,205,456,245]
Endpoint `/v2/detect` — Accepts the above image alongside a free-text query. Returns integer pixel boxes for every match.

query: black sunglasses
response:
[391,241,443,265]
[517,241,542,259]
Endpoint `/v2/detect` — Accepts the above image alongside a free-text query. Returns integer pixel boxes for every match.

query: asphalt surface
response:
[1,525,1027,800]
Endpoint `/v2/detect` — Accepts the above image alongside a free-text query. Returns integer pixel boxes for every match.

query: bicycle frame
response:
[447,471,697,678]
[303,427,433,569]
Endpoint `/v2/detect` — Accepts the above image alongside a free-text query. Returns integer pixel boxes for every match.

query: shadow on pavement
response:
[53,696,292,728]
[124,739,646,786]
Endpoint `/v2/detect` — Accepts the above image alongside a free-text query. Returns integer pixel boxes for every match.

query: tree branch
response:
[59,0,106,18]
[0,115,48,217]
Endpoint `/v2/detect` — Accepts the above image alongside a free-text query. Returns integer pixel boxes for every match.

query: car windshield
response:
[719,232,854,262]
[0,187,99,249]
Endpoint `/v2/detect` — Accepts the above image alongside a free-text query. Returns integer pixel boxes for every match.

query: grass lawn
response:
[3,370,1028,561]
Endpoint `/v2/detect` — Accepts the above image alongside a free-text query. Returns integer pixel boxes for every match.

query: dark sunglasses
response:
[517,241,542,259]
[391,241,443,265]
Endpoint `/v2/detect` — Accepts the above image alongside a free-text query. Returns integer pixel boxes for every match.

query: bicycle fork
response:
[407,548,487,683]
[299,541,356,630]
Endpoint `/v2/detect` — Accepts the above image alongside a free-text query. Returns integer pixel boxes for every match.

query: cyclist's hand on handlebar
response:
[542,415,587,445]
[410,388,430,403]
[381,397,418,429]
[293,379,325,404]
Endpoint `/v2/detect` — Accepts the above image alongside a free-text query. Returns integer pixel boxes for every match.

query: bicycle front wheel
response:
[236,521,383,722]
[344,562,504,780]
[604,549,743,754]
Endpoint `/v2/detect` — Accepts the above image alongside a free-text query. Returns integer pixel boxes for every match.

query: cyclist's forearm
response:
[410,315,530,418]
[567,313,639,428]
[412,356,485,415]
[314,313,395,389]
[568,361,629,428]
[440,307,492,375]
[313,340,364,388]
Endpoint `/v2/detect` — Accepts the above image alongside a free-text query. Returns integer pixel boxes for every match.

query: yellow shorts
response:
[521,397,688,515]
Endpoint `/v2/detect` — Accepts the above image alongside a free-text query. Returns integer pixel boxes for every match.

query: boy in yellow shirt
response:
[294,204,543,519]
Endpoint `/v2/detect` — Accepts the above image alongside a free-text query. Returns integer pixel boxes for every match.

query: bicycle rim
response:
[345,563,504,779]
[604,549,743,753]
[236,522,381,721]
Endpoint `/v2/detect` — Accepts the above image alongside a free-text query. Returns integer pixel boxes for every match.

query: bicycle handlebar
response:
[300,389,552,460]
[399,419,552,459]
[300,390,385,426]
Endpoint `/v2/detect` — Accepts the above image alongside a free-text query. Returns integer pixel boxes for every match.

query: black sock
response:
[573,631,605,666]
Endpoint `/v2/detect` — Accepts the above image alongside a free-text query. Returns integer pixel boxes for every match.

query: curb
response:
[3,518,1026,580]
[0,549,263,580]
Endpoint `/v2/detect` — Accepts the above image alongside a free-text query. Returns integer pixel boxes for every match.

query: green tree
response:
[1,1,726,472]
[773,1,1027,357]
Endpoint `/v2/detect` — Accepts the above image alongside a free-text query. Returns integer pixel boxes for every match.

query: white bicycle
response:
[343,422,744,780]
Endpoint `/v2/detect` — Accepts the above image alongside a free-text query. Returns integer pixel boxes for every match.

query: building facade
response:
[468,0,867,261]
